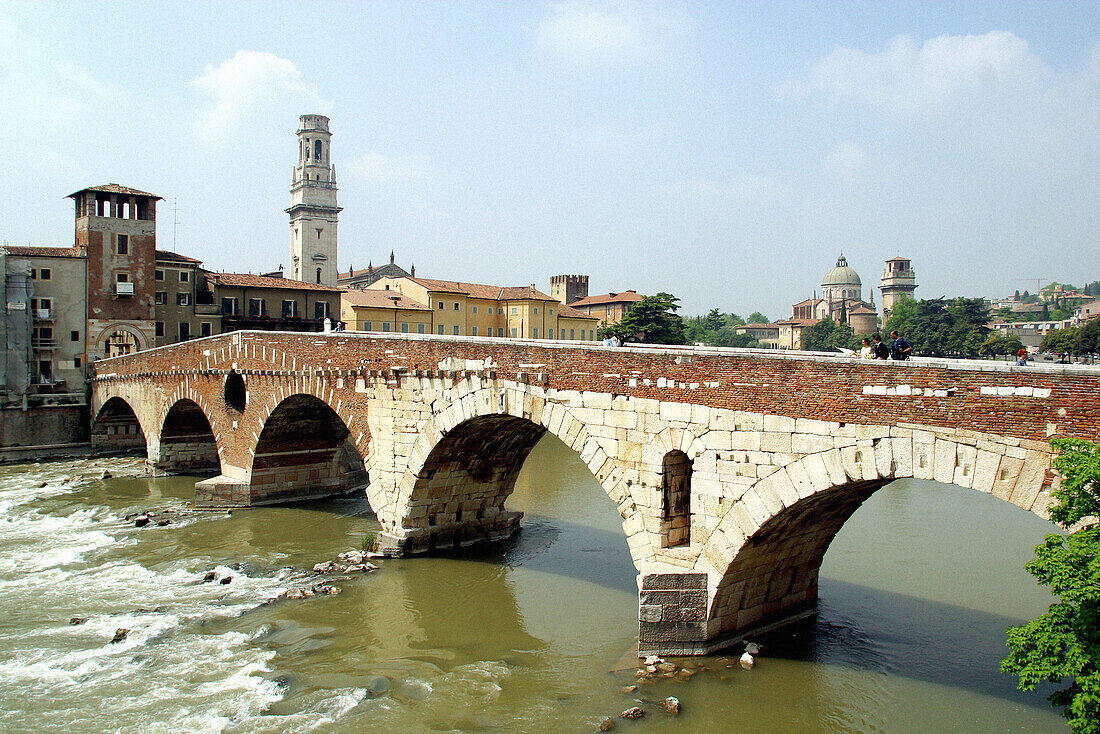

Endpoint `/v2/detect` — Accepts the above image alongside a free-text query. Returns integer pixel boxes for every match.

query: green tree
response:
[802,317,856,352]
[1002,439,1100,732]
[978,333,1025,358]
[613,292,688,345]
[746,311,769,325]
[1040,327,1076,355]
[702,308,725,332]
[1076,317,1100,354]
[887,297,990,357]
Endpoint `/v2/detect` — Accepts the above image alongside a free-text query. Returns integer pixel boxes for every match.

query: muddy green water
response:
[0,436,1066,732]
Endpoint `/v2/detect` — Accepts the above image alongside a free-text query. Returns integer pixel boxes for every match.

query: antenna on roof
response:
[171,198,181,250]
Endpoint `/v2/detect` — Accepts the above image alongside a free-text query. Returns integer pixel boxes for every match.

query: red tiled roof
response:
[342,289,431,311]
[556,303,599,321]
[569,290,645,308]
[155,250,202,264]
[403,277,558,302]
[67,183,162,200]
[774,318,821,326]
[211,273,343,292]
[739,323,776,330]
[2,245,81,258]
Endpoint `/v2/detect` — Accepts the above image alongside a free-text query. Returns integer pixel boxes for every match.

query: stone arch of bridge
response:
[385,383,651,563]
[698,437,1056,642]
[245,392,369,506]
[90,394,149,455]
[153,397,222,476]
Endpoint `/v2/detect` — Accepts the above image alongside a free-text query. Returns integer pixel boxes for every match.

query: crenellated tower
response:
[287,114,341,286]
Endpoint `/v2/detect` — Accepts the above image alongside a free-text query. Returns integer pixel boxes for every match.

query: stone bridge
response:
[90,331,1100,655]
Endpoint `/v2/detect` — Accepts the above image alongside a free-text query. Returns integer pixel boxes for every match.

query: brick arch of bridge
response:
[690,435,1055,650]
[382,382,655,563]
[150,382,227,475]
[238,390,371,506]
[91,387,156,455]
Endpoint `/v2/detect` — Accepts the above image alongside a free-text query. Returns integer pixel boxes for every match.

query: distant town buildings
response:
[773,254,889,349]
[337,252,414,290]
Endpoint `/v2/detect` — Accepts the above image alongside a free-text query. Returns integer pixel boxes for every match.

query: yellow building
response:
[355,276,599,340]
[568,290,645,326]
[341,288,432,333]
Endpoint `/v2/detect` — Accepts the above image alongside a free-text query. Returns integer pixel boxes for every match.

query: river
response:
[0,436,1065,733]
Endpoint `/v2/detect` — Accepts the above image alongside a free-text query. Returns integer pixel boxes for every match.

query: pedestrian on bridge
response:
[890,330,913,360]
[872,334,889,360]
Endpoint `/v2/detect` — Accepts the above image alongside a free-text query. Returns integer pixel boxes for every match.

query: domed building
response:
[776,253,880,348]
[821,254,861,303]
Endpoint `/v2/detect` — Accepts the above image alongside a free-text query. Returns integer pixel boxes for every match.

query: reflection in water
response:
[0,441,1069,733]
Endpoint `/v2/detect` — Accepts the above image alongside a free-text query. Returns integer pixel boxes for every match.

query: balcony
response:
[115,282,135,296]
[32,338,57,350]
[35,308,52,320]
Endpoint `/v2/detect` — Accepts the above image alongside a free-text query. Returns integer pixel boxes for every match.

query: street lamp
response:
[389,295,400,333]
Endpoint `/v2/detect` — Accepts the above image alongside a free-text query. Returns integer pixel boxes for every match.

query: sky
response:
[1,1,1097,320]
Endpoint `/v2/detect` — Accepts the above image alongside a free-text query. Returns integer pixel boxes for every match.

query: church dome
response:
[822,253,861,288]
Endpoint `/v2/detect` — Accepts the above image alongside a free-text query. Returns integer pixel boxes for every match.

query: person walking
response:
[872,334,889,360]
[889,330,913,360]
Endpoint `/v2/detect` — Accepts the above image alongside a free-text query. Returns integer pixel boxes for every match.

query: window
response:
[401,323,409,333]
[70,330,79,342]
[498,308,504,315]
[180,271,189,282]
[74,357,81,368]
[471,326,477,336]
[511,307,518,315]
[570,329,575,339]
[116,272,129,283]
[549,308,554,316]
[155,321,164,337]
[472,306,478,314]
[363,321,372,331]
[282,300,299,318]
[510,328,518,337]
[548,328,554,339]
[316,267,322,284]
[438,301,444,310]
[38,298,51,310]
[177,292,191,306]
[116,234,128,254]
[30,269,36,279]
[417,323,425,333]
[453,302,459,311]
[179,322,191,341]
[155,269,164,281]
[222,297,239,315]
[533,307,538,315]
[381,322,391,331]
[453,325,460,335]
[200,322,212,337]
[314,301,330,320]
[532,328,538,338]
[36,327,53,340]
[437,324,444,334]
[248,298,266,317]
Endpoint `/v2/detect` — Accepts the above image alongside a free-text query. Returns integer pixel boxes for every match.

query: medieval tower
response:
[880,256,917,322]
[287,114,341,286]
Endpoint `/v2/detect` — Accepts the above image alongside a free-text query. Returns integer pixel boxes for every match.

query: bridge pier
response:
[377,509,524,556]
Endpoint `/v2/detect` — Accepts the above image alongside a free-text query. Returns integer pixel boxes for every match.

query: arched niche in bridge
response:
[224,370,247,413]
[660,450,692,548]
[249,394,368,505]
[91,396,147,456]
[156,399,220,475]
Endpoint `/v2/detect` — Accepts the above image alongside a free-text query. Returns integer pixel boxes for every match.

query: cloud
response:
[192,51,330,145]
[347,152,430,182]
[536,1,659,63]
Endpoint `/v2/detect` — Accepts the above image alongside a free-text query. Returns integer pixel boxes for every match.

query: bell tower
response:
[287,114,341,286]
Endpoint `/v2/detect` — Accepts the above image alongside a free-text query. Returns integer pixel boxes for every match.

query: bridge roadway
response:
[90,330,1100,655]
